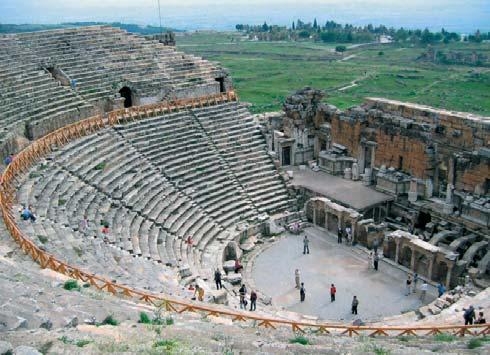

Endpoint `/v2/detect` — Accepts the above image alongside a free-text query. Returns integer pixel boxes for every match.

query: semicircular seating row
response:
[15,101,293,292]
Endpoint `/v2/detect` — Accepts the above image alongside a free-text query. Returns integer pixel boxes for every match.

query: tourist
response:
[420,281,428,302]
[405,276,412,296]
[234,259,243,273]
[239,284,247,309]
[337,226,343,244]
[303,235,310,254]
[330,283,336,302]
[186,235,193,246]
[101,224,109,234]
[20,205,36,222]
[194,285,204,302]
[250,290,257,311]
[413,273,419,293]
[373,252,379,271]
[345,226,352,245]
[437,283,446,297]
[476,311,486,324]
[214,269,222,290]
[79,215,89,233]
[368,252,374,269]
[295,269,300,289]
[463,305,475,325]
[300,282,306,302]
[351,296,359,315]
[4,154,14,166]
[373,238,379,254]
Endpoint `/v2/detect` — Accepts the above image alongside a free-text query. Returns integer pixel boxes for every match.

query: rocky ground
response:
[1,220,489,354]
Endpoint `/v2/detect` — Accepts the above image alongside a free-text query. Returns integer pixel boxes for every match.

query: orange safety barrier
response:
[1,92,488,337]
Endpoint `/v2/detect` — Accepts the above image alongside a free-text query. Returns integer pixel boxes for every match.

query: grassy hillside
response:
[177,32,490,115]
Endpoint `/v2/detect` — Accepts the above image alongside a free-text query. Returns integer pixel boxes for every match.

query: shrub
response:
[467,336,489,349]
[139,312,151,324]
[100,315,118,326]
[58,199,66,206]
[166,317,174,326]
[372,346,390,355]
[37,235,48,244]
[434,333,456,342]
[94,162,106,170]
[335,45,347,53]
[378,51,384,56]
[63,279,80,291]
[75,340,92,348]
[153,339,178,351]
[289,336,309,345]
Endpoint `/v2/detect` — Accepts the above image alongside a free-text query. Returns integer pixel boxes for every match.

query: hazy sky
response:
[1,0,489,32]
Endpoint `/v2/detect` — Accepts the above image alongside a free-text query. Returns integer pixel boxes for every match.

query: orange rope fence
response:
[0,92,488,337]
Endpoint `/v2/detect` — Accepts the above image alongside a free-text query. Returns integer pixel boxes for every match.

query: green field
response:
[177,32,490,115]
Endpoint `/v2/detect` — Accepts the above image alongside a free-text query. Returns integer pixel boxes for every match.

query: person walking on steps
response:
[295,269,301,289]
[303,235,310,254]
[373,252,379,271]
[437,283,446,297]
[250,290,257,311]
[214,269,222,290]
[351,296,359,315]
[368,252,374,269]
[300,282,306,302]
[337,226,343,244]
[330,284,336,302]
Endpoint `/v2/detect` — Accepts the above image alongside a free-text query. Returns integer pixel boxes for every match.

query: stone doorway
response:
[119,86,133,108]
[282,146,291,166]
[215,77,225,93]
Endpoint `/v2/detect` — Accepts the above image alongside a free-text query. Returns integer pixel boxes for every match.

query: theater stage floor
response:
[252,227,437,322]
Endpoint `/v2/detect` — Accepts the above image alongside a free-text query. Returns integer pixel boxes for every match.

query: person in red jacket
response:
[330,283,337,302]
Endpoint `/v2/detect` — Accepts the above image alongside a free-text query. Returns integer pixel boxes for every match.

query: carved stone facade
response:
[264,88,489,284]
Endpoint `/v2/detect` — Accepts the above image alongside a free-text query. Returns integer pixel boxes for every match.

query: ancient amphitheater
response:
[0,26,488,353]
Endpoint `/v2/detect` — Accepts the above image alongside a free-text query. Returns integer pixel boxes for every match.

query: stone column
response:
[408,180,418,203]
[395,239,401,264]
[427,256,435,281]
[313,208,317,226]
[370,144,376,169]
[446,263,454,289]
[410,248,416,272]
[324,211,329,230]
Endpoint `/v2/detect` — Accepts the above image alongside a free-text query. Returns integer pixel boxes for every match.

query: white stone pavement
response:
[252,227,437,322]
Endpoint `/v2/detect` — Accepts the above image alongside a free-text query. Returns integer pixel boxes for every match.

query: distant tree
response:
[298,30,310,39]
[313,18,318,29]
[292,21,295,30]
[320,31,336,43]
[262,22,269,32]
[335,45,347,52]
[235,24,244,31]
[421,28,435,44]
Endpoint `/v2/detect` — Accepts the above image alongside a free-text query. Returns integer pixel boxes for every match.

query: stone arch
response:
[433,261,449,284]
[119,86,133,108]
[305,202,314,223]
[315,208,325,227]
[400,246,412,268]
[384,238,397,260]
[415,253,430,278]
[327,213,338,233]
[224,242,238,261]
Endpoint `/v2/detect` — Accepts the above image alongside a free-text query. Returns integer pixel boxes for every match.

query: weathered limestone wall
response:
[329,117,361,157]
[374,131,431,179]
